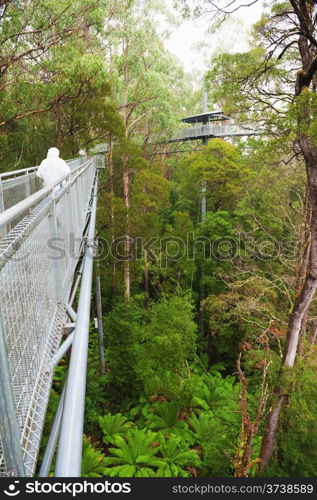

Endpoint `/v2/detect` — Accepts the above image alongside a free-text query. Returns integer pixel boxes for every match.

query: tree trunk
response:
[122,57,131,301]
[207,330,213,367]
[309,320,317,350]
[123,153,130,300]
[259,137,317,472]
[295,186,311,293]
[108,137,117,301]
[144,249,149,308]
[258,2,317,470]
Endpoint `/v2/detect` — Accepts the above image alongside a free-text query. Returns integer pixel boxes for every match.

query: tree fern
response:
[128,395,153,426]
[193,372,238,413]
[98,413,134,445]
[103,429,165,477]
[146,401,194,444]
[81,437,105,477]
[157,434,201,477]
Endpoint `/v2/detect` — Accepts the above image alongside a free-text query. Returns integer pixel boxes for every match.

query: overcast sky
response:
[163,0,263,74]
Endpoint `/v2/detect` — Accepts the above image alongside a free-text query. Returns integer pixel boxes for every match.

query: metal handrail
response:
[0,156,86,180]
[0,167,38,180]
[0,158,93,229]
[55,173,98,477]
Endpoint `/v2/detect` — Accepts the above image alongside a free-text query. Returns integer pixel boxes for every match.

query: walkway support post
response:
[0,179,4,214]
[55,173,98,477]
[0,179,5,238]
[199,90,208,337]
[201,89,208,223]
[48,199,63,303]
[95,254,105,376]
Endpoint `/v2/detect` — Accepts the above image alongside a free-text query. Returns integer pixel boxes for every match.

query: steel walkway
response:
[0,155,102,477]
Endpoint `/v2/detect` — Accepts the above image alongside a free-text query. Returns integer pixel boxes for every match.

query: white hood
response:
[47,147,60,159]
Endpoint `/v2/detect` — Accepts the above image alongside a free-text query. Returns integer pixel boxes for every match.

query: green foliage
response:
[98,414,134,445]
[157,434,201,477]
[266,358,317,477]
[187,370,240,476]
[81,438,105,478]
[192,370,238,413]
[206,48,270,118]
[128,395,153,427]
[17,0,317,481]
[0,0,121,168]
[106,295,197,402]
[84,335,110,435]
[102,426,201,478]
[105,302,145,401]
[103,429,164,477]
[176,139,246,217]
[145,401,194,444]
[140,295,197,387]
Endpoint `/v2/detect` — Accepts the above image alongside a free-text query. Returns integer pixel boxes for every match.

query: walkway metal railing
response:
[0,157,87,215]
[0,157,99,477]
[55,176,98,477]
[171,122,260,141]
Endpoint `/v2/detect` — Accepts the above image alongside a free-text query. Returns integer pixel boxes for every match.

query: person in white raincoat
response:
[37,147,70,192]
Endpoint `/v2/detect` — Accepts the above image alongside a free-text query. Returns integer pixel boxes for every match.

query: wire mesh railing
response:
[0,156,87,214]
[0,157,98,476]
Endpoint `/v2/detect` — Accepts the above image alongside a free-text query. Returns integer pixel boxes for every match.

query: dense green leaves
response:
[4,0,317,480]
[105,295,197,401]
[103,430,164,477]
[98,414,134,445]
[81,438,106,478]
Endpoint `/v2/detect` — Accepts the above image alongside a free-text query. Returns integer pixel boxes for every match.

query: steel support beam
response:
[52,332,74,368]
[38,383,66,477]
[95,259,105,376]
[66,303,77,322]
[0,179,4,214]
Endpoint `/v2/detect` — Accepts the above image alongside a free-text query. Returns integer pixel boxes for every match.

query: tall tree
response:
[101,0,195,299]
[201,0,317,472]
[0,0,121,168]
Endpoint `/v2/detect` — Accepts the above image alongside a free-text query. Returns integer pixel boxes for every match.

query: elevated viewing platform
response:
[90,112,260,154]
[167,111,260,143]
